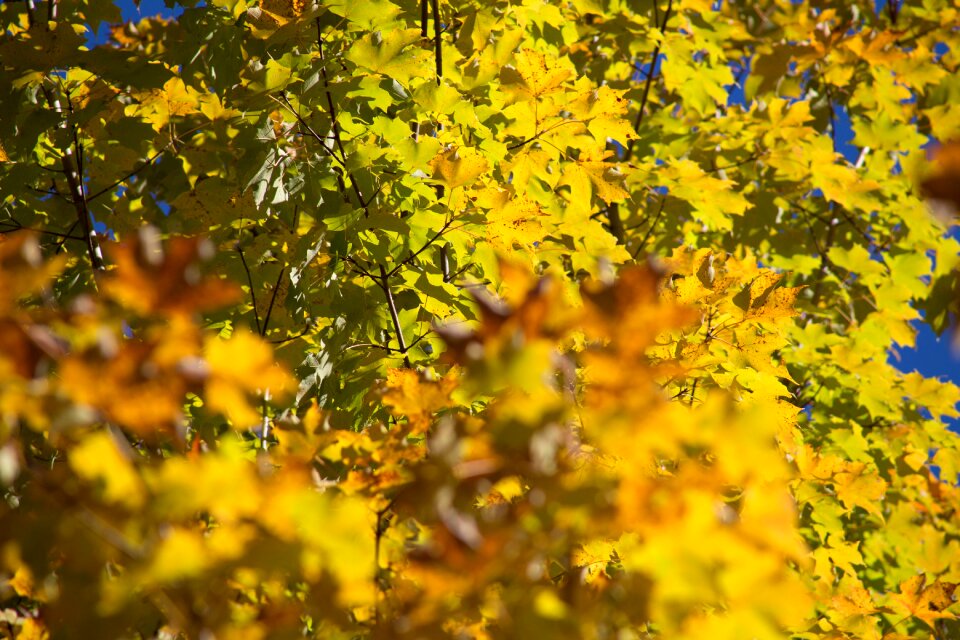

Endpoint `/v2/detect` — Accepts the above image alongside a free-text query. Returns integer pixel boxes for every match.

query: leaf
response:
[382,368,457,433]
[921,139,960,211]
[429,146,489,190]
[889,575,959,629]
[345,29,430,85]
[104,227,239,318]
[68,431,145,509]
[204,328,295,427]
[126,77,202,132]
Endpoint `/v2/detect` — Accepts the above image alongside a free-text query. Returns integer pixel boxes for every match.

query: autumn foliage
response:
[2,0,960,638]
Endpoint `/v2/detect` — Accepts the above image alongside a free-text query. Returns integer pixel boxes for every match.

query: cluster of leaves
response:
[1,0,960,638]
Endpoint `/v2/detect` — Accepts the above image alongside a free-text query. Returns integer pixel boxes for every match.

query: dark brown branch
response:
[386,217,454,277]
[86,123,210,203]
[236,246,263,335]
[378,264,410,365]
[440,242,451,282]
[261,266,286,337]
[54,220,80,254]
[41,84,104,272]
[420,0,429,38]
[316,20,348,164]
[887,0,900,25]
[506,119,582,151]
[274,93,371,217]
[431,0,442,85]
[632,195,666,257]
[606,202,625,244]
[625,0,672,160]
[0,220,84,241]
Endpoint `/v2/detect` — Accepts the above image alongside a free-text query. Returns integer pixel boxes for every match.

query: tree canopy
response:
[2,0,960,638]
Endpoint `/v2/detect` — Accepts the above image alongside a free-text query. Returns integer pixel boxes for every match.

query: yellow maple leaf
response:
[127,76,201,132]
[506,48,572,100]
[204,329,294,427]
[68,431,145,509]
[890,575,959,629]
[832,462,888,517]
[429,146,489,190]
[382,368,457,433]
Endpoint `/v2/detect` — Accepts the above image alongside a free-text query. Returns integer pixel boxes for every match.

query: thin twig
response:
[343,255,377,280]
[373,497,397,628]
[274,93,372,217]
[54,220,80,254]
[625,0,672,159]
[86,123,211,203]
[316,20,348,164]
[261,266,286,337]
[270,94,347,170]
[345,342,404,354]
[386,217,454,277]
[379,264,410,366]
[506,119,582,151]
[632,195,667,257]
[432,0,443,85]
[0,220,84,241]
[236,245,263,335]
[811,217,839,307]
[269,326,313,345]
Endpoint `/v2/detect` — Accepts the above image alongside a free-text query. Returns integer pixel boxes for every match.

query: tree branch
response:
[632,195,666,257]
[236,245,263,335]
[261,266,286,337]
[378,264,410,366]
[386,216,454,278]
[625,0,672,159]
[41,83,104,272]
[431,0,442,85]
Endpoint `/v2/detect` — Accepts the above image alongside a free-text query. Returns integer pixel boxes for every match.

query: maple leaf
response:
[345,28,430,85]
[103,227,239,318]
[382,368,457,434]
[203,328,295,427]
[127,76,202,132]
[921,139,960,212]
[429,146,489,190]
[889,575,959,629]
[502,48,572,101]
